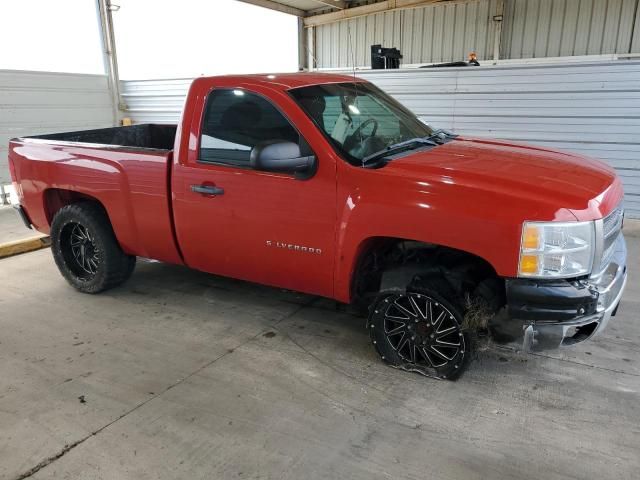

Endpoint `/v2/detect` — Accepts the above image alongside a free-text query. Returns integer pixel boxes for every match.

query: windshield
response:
[290,82,433,165]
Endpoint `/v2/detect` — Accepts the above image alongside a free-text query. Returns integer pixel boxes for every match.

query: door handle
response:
[191,184,224,196]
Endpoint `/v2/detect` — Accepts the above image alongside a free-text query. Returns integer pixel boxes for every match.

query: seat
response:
[297,95,326,130]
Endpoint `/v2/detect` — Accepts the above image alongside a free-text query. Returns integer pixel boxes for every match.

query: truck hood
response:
[384,137,622,220]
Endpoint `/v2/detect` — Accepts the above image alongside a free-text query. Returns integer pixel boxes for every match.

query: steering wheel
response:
[344,118,379,152]
[353,118,379,139]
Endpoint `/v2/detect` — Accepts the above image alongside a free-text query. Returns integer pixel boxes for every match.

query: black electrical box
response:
[371,44,402,69]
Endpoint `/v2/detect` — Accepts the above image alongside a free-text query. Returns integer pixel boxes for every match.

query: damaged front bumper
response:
[503,233,627,352]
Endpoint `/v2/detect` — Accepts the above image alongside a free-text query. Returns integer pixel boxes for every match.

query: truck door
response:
[171,85,336,298]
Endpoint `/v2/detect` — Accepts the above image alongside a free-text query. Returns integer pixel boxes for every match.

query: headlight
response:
[518,221,594,278]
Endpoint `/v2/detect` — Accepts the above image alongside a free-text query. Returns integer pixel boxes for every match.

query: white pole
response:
[298,17,308,71]
[492,0,505,63]
[307,26,316,72]
[95,0,125,125]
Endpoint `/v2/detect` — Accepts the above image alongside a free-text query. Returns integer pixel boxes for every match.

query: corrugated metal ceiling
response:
[237,0,358,15]
[236,0,402,16]
[273,0,347,10]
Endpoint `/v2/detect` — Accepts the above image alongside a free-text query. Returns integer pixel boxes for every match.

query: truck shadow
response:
[105,259,541,381]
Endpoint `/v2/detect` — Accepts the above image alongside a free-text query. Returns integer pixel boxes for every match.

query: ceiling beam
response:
[304,0,448,26]
[235,0,306,17]
[312,0,347,9]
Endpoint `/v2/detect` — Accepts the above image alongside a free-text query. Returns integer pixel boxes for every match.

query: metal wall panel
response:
[502,0,640,59]
[315,0,499,68]
[120,61,640,218]
[0,70,114,184]
[120,78,192,124]
[314,0,640,67]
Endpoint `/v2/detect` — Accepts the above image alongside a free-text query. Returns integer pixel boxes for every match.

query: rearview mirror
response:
[250,141,316,175]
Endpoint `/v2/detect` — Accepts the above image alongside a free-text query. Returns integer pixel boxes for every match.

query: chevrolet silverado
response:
[8,73,628,379]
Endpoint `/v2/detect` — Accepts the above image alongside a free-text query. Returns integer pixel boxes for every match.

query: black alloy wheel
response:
[63,222,100,278]
[51,202,136,293]
[369,288,468,379]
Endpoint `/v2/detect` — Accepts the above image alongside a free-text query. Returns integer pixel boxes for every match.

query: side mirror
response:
[250,141,316,175]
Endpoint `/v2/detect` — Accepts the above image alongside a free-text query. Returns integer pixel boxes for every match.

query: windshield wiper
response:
[424,129,456,144]
[361,137,438,164]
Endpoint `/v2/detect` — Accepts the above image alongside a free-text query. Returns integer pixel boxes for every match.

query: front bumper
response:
[504,233,627,352]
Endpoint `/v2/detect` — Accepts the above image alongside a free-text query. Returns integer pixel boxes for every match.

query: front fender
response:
[333,163,576,303]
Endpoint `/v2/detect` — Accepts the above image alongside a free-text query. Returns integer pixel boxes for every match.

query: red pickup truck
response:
[9,73,627,379]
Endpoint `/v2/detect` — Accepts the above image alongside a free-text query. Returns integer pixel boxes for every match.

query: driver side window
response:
[199,89,300,167]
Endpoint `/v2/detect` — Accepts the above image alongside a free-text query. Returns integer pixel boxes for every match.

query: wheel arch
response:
[42,188,140,257]
[346,236,505,308]
[43,189,107,226]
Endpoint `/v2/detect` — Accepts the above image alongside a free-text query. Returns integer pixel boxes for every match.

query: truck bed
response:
[9,124,183,265]
[24,124,177,151]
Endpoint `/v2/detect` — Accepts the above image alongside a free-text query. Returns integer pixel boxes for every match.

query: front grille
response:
[600,203,624,270]
[603,203,624,239]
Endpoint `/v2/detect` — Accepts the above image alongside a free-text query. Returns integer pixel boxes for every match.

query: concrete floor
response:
[0,237,638,480]
[0,206,39,244]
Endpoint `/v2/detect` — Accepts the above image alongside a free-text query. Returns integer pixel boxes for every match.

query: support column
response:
[492,0,505,63]
[96,0,125,125]
[298,17,308,71]
[307,26,316,71]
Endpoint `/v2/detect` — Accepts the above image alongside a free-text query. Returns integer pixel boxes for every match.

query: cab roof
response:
[197,72,367,90]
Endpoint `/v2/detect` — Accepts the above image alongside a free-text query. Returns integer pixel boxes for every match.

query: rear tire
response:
[368,279,469,380]
[50,202,136,293]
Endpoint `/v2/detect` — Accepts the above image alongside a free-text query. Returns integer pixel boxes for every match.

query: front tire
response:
[368,281,469,380]
[50,202,136,293]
